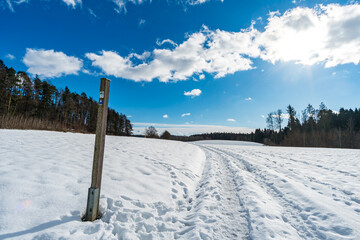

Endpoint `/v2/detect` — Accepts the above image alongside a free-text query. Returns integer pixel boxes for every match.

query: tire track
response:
[209,145,359,239]
[177,145,250,239]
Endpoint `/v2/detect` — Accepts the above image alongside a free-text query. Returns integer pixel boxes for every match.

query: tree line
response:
[153,103,360,149]
[262,103,360,148]
[0,60,132,135]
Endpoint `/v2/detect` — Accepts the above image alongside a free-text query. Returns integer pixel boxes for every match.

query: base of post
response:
[83,187,100,222]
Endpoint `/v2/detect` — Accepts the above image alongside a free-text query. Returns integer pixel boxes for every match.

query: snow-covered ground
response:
[0,130,359,239]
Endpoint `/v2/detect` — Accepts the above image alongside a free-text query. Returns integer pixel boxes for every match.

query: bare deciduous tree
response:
[145,126,159,138]
[275,109,283,131]
[266,112,275,130]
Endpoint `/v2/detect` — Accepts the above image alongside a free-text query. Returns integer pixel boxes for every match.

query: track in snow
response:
[194,143,360,240]
[180,145,250,239]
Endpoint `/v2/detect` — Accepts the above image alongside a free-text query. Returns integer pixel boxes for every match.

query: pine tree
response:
[160,130,171,139]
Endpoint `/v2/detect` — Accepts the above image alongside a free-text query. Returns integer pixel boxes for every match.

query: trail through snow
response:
[194,141,360,240]
[1,131,360,239]
[178,144,250,239]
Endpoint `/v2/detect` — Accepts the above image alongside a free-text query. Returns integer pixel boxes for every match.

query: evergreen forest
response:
[0,60,132,136]
[173,103,360,149]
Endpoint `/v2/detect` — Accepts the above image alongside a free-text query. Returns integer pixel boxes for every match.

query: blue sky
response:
[1,0,360,135]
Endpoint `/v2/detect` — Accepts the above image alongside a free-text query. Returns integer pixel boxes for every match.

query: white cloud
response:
[132,122,253,136]
[281,113,290,119]
[292,0,305,4]
[258,3,360,68]
[62,0,81,8]
[113,0,145,13]
[4,0,219,13]
[181,113,191,117]
[245,97,252,101]
[184,89,202,97]
[261,115,265,118]
[163,114,169,118]
[139,19,146,27]
[156,39,178,47]
[271,113,290,119]
[130,51,151,60]
[6,0,14,12]
[23,48,83,78]
[185,0,224,5]
[5,0,28,12]
[5,54,15,60]
[86,26,259,82]
[80,3,360,83]
[185,0,210,5]
[90,4,360,82]
[89,8,98,18]
[112,0,220,13]
[227,118,236,122]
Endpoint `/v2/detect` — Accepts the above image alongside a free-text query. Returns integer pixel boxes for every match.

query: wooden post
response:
[83,78,110,222]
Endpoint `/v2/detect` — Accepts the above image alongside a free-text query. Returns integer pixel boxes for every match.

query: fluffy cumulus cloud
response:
[258,3,360,67]
[163,114,169,118]
[86,3,360,82]
[23,48,83,78]
[184,89,202,97]
[86,26,259,82]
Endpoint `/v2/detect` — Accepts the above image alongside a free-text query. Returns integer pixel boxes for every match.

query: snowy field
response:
[0,130,359,240]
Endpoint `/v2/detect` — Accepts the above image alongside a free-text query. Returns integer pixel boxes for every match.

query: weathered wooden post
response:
[83,78,110,222]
